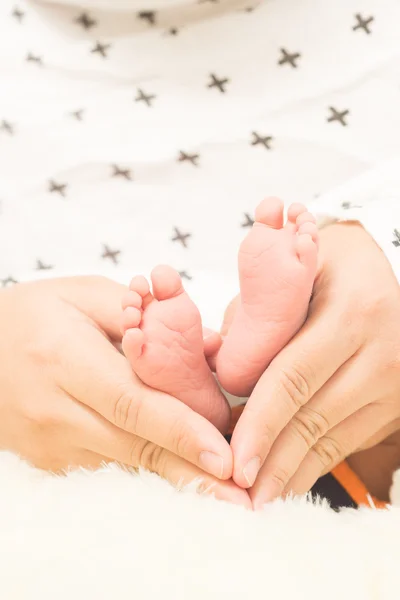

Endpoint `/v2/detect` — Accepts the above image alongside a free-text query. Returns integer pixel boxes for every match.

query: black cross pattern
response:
[91,41,111,58]
[327,106,350,126]
[49,180,67,197]
[251,132,273,149]
[70,109,84,121]
[1,277,17,288]
[36,260,53,271]
[135,88,156,107]
[1,120,14,135]
[102,244,121,264]
[172,227,191,248]
[12,7,24,22]
[138,11,156,25]
[352,13,374,34]
[178,151,199,166]
[75,12,97,30]
[207,73,230,93]
[278,48,301,68]
[241,213,254,228]
[112,165,133,180]
[26,53,43,66]
[179,270,192,281]
[392,229,400,248]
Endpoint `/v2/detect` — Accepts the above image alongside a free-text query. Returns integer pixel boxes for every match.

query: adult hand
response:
[0,276,250,508]
[228,222,400,508]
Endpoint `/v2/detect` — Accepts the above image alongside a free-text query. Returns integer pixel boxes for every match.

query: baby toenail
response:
[243,457,261,487]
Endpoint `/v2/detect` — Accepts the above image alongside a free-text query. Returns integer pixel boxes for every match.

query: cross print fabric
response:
[1,0,400,322]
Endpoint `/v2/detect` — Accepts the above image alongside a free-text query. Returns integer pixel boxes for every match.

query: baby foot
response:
[121,265,231,434]
[216,197,318,397]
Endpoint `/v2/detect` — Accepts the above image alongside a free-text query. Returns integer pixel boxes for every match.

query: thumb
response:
[55,275,128,342]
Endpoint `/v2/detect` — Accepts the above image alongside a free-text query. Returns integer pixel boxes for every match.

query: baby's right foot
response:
[217,197,318,397]
[121,266,231,434]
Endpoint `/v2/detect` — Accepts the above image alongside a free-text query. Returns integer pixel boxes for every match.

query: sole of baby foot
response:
[216,197,318,397]
[121,265,231,434]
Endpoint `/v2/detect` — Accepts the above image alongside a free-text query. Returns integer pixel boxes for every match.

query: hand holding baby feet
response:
[217,197,318,397]
[121,266,231,434]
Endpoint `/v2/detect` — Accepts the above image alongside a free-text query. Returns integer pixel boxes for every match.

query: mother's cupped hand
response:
[229,222,400,508]
[0,276,250,507]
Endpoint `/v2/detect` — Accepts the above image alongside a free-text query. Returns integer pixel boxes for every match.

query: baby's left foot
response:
[121,266,231,434]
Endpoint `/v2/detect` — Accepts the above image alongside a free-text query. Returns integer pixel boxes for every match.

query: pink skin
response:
[216,197,319,398]
[121,266,231,435]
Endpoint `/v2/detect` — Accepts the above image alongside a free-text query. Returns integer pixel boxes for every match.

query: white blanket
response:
[1,452,400,600]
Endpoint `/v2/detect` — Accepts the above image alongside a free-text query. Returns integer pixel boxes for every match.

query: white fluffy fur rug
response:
[1,451,400,600]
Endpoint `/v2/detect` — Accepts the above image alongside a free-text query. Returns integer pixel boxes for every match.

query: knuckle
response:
[291,407,330,449]
[279,364,310,411]
[269,465,291,495]
[132,438,165,474]
[311,435,343,469]
[113,386,142,432]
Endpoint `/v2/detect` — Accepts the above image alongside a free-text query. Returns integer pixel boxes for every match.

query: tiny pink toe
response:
[122,328,145,362]
[254,197,284,229]
[296,233,317,269]
[121,290,143,311]
[296,211,317,228]
[151,265,184,301]
[121,307,142,332]
[287,203,308,225]
[297,222,319,244]
[129,275,150,298]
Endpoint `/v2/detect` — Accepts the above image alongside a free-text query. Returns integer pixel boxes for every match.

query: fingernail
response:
[243,457,261,487]
[200,451,224,479]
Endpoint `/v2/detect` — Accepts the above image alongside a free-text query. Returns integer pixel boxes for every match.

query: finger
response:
[203,327,222,367]
[151,451,252,508]
[355,419,400,452]
[231,308,362,488]
[25,444,110,472]
[56,450,111,471]
[279,403,393,501]
[246,353,370,504]
[65,396,251,508]
[205,351,218,372]
[55,327,233,480]
[56,275,128,342]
